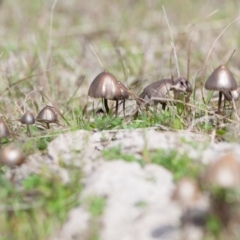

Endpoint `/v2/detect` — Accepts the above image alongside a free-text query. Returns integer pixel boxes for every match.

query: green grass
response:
[85,196,106,217]
[151,149,200,180]
[0,165,82,240]
[102,146,201,180]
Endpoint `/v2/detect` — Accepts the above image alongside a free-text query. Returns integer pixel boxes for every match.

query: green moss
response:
[151,149,200,181]
[86,196,106,217]
[0,166,82,240]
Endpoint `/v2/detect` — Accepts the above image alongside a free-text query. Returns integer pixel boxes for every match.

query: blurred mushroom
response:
[36,106,57,129]
[0,120,10,148]
[172,178,201,207]
[205,65,237,114]
[172,178,209,228]
[0,143,25,167]
[88,71,129,115]
[20,111,35,136]
[138,77,192,110]
[204,154,240,188]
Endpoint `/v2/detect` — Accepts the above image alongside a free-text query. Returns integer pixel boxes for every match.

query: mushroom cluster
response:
[88,71,193,115]
[88,71,129,115]
[88,67,240,116]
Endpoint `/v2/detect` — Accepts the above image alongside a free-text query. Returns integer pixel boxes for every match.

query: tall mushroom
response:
[88,71,129,115]
[204,65,237,114]
[36,106,57,129]
[20,111,35,136]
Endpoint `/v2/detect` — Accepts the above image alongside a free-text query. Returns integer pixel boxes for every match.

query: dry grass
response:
[0,1,240,117]
[0,1,240,239]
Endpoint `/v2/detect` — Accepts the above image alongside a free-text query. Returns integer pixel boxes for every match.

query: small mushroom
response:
[172,178,209,227]
[88,71,129,115]
[20,111,35,136]
[0,120,10,148]
[36,106,57,129]
[0,143,25,167]
[172,178,201,206]
[204,154,240,188]
[138,77,192,110]
[204,65,237,114]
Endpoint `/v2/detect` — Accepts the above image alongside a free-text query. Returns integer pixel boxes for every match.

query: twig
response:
[63,75,85,114]
[232,99,240,122]
[0,71,48,96]
[90,43,104,69]
[186,9,218,32]
[225,49,236,66]
[211,128,216,144]
[46,0,58,68]
[202,16,240,74]
[0,202,41,212]
[114,46,127,81]
[162,5,180,77]
[149,96,237,124]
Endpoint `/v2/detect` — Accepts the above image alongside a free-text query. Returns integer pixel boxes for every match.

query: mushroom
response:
[20,111,35,136]
[0,143,25,167]
[222,88,240,102]
[172,178,209,227]
[172,178,201,206]
[0,120,10,148]
[117,81,130,116]
[36,106,57,129]
[88,71,129,115]
[138,77,192,110]
[204,154,240,188]
[204,65,237,114]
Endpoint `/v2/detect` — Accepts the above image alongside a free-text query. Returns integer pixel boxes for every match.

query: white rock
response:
[80,160,180,240]
[52,207,90,240]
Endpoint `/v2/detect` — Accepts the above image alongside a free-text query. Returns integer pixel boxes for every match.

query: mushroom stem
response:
[115,100,119,116]
[46,123,50,129]
[26,124,31,137]
[162,103,167,111]
[218,91,223,114]
[104,98,109,114]
[123,100,126,116]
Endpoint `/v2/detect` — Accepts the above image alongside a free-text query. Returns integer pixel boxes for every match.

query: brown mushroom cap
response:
[0,143,25,167]
[117,81,129,100]
[0,120,10,139]
[36,106,57,123]
[20,111,35,125]
[205,65,237,91]
[88,71,129,100]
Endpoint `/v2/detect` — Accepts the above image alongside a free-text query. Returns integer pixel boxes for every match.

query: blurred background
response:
[0,0,240,110]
